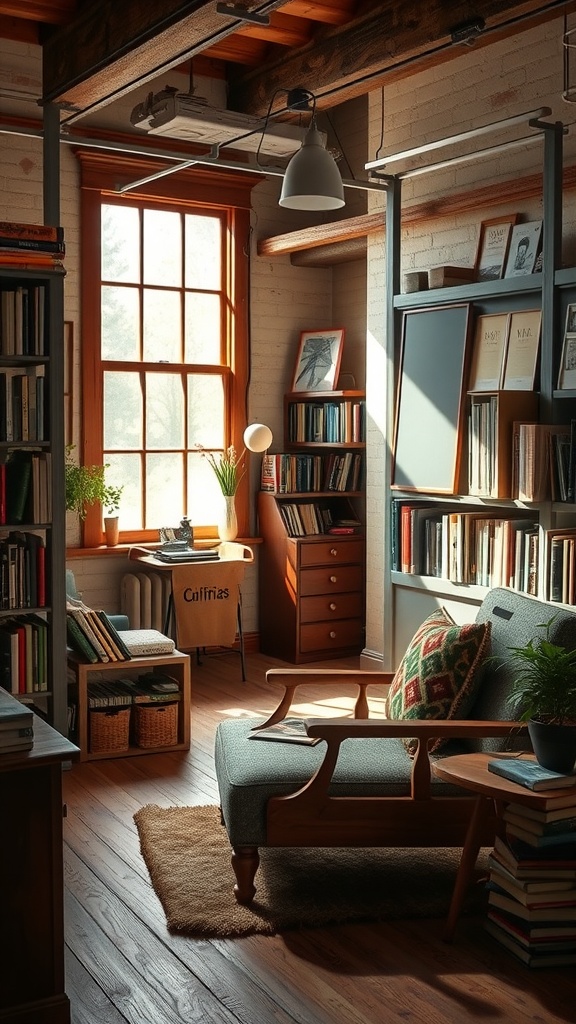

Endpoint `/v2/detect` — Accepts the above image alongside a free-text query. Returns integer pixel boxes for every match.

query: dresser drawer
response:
[299,618,364,654]
[300,591,363,624]
[299,564,363,597]
[299,539,364,568]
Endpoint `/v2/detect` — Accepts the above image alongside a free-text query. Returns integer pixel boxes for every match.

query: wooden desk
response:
[432,752,576,943]
[0,712,79,1024]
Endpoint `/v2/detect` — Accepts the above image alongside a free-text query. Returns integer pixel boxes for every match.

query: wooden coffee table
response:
[432,751,576,942]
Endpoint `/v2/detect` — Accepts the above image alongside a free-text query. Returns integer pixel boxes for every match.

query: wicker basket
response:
[89,707,131,754]
[134,701,179,748]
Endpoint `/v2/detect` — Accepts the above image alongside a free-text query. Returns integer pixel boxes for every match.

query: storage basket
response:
[134,701,179,748]
[89,707,131,754]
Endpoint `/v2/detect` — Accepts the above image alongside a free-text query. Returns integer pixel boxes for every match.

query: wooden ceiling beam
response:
[231,0,567,116]
[41,0,292,112]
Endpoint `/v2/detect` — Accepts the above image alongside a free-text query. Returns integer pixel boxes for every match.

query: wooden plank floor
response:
[63,651,576,1024]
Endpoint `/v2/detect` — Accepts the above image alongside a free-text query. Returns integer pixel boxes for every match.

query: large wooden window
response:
[78,151,258,547]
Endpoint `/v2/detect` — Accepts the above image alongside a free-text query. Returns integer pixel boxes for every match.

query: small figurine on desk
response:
[159,516,194,549]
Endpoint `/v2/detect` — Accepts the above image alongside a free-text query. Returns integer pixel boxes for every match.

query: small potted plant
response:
[506,617,576,774]
[65,446,124,545]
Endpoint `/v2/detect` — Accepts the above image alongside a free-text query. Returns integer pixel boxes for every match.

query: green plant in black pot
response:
[506,616,576,774]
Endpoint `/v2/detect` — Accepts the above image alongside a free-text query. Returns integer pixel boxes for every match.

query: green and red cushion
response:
[386,608,491,755]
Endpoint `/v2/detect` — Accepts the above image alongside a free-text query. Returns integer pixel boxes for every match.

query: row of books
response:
[0,365,46,443]
[86,674,180,709]
[0,451,52,525]
[0,613,49,695]
[277,501,332,537]
[260,452,363,494]
[0,687,34,755]
[66,607,133,664]
[0,531,46,610]
[485,757,576,966]
[0,284,47,357]
[287,400,365,444]
[391,500,539,593]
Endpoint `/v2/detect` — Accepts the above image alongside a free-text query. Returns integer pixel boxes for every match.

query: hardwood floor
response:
[63,652,576,1024]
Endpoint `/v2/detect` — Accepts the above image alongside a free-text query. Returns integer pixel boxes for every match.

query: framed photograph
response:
[502,309,542,390]
[468,312,509,390]
[558,304,576,390]
[291,328,344,393]
[474,215,517,282]
[503,221,543,278]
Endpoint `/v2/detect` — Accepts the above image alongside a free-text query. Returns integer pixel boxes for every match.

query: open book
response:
[249,717,321,746]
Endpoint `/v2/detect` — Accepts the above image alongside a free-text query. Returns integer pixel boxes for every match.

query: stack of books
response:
[0,221,65,273]
[485,757,576,966]
[0,686,34,754]
[66,605,133,664]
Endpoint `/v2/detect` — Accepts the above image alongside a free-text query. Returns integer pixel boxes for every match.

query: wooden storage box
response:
[134,701,179,748]
[89,707,131,754]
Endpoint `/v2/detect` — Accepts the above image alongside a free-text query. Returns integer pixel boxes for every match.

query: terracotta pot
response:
[104,516,119,547]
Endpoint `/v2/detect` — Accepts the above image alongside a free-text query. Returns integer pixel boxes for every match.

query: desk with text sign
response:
[128,543,254,680]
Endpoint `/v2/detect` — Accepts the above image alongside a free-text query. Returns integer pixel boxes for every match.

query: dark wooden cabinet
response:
[0,709,79,1024]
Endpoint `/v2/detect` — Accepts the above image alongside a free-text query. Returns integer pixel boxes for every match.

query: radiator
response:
[121,572,172,632]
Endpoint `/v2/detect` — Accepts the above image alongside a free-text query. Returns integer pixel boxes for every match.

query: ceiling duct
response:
[130,89,316,158]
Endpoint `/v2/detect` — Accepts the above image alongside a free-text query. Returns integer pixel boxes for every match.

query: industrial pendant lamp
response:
[279,94,345,211]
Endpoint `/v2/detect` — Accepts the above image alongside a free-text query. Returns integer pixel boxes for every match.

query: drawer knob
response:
[329,602,337,611]
[330,548,338,556]
[329,631,336,639]
[330,575,337,583]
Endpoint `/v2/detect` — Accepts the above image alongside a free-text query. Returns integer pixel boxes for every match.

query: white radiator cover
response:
[121,572,171,632]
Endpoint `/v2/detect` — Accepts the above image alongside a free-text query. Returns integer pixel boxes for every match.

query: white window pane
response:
[187,375,225,449]
[143,289,181,362]
[101,286,140,361]
[104,453,142,530]
[184,292,221,363]
[185,214,221,290]
[187,452,220,526]
[146,453,183,528]
[102,205,140,283]
[104,372,143,449]
[144,209,182,287]
[146,372,184,449]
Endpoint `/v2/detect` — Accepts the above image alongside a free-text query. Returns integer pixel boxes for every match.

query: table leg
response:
[443,793,491,943]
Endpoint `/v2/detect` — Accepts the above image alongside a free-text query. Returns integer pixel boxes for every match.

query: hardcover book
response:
[487,757,576,791]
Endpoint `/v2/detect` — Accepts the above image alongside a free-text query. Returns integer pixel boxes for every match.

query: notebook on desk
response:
[155,549,220,563]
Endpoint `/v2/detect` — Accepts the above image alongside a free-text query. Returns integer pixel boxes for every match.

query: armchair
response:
[214,588,576,904]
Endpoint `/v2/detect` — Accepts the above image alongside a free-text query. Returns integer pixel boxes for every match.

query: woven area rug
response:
[134,803,488,937]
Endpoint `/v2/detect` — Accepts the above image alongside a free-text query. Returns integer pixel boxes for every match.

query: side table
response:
[432,752,575,942]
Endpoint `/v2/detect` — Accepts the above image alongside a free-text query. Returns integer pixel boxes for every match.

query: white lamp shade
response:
[279,125,345,211]
[243,422,273,453]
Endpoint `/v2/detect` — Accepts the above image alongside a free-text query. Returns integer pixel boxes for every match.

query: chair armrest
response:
[298,718,527,802]
[257,668,394,730]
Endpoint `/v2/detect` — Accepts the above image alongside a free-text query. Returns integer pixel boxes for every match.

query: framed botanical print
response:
[291,328,344,393]
[474,215,517,282]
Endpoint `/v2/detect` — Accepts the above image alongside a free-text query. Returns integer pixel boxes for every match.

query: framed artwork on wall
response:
[558,304,576,390]
[474,215,517,281]
[503,221,543,278]
[291,328,344,393]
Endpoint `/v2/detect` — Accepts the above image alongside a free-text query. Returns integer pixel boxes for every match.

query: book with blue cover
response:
[488,757,576,791]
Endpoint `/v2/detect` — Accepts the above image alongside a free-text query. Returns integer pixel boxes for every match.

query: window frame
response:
[77,149,258,548]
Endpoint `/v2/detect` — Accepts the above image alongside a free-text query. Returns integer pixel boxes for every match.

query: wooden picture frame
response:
[502,308,542,390]
[64,320,73,444]
[503,221,543,278]
[392,304,472,493]
[291,328,344,393]
[474,215,517,282]
[468,312,510,391]
[558,304,576,390]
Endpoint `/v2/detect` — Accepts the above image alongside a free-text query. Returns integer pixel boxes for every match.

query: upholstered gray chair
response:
[214,588,576,903]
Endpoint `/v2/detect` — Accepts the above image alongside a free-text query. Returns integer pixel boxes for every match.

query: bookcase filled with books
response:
[0,256,67,735]
[379,117,576,664]
[258,389,365,663]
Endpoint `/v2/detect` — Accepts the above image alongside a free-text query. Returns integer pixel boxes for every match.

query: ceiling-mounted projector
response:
[130,90,314,158]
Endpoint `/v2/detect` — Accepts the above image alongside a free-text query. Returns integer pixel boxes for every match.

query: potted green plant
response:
[506,616,576,774]
[65,446,124,545]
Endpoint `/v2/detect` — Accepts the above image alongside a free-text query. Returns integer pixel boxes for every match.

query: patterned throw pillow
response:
[386,608,491,756]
